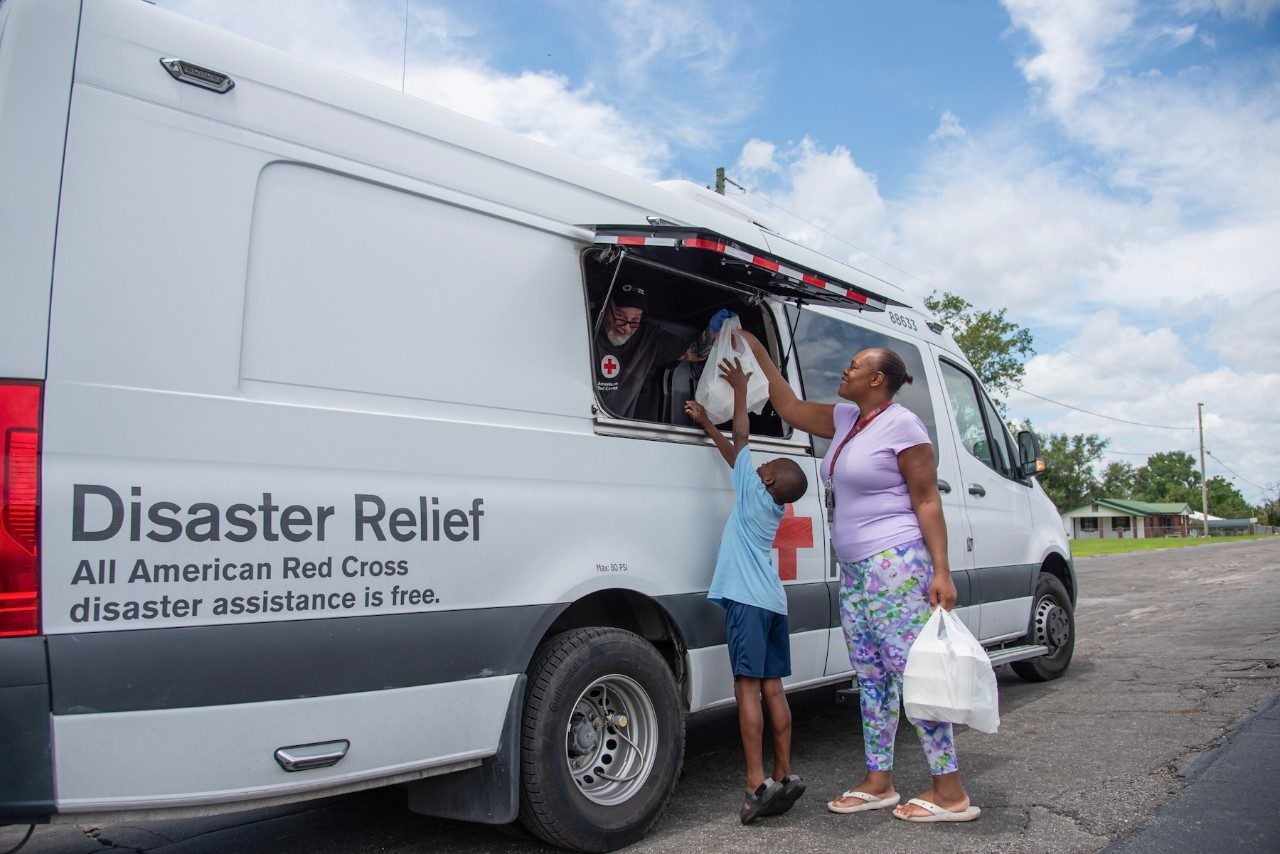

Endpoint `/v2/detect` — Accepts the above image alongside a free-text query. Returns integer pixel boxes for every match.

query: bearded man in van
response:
[593,284,726,419]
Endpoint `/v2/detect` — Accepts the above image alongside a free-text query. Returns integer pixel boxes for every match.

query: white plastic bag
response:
[693,316,770,424]
[903,607,1000,733]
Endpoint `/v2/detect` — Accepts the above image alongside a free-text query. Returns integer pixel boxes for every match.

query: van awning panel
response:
[591,226,904,311]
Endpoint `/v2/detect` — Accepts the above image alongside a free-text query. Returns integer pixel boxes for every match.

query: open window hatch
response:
[583,225,907,437]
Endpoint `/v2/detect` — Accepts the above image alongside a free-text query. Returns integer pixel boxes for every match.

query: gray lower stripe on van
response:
[655,581,831,649]
[46,605,563,716]
[979,564,1038,602]
[46,566,1038,716]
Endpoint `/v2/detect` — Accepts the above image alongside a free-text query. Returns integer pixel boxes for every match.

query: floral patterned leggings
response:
[839,538,958,776]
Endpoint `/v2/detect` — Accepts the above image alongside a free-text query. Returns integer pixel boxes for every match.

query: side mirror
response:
[1017,430,1046,478]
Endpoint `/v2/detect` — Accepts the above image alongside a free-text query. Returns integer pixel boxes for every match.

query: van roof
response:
[92,0,925,318]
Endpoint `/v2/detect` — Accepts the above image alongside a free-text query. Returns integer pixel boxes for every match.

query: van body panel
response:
[53,674,517,810]
[0,0,80,378]
[72,0,779,263]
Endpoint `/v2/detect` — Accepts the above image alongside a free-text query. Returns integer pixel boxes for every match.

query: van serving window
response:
[592,226,903,312]
[581,244,788,438]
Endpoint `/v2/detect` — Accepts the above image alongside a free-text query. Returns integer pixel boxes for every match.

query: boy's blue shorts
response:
[724,600,791,679]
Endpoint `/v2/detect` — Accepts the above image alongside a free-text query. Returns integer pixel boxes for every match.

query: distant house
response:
[1061,499,1192,540]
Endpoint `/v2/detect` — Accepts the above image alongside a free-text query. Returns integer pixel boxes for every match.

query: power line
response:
[1027,331,1185,400]
[1027,329,1280,481]
[1206,450,1267,491]
[1012,388,1197,430]
[1205,434,1280,481]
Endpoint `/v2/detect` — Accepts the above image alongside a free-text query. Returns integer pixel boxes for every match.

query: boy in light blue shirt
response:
[684,354,809,825]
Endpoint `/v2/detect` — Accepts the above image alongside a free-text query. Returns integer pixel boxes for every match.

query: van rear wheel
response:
[1012,573,1075,682]
[518,627,684,852]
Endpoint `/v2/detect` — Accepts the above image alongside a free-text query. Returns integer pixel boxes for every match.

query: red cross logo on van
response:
[772,505,814,581]
[600,355,621,378]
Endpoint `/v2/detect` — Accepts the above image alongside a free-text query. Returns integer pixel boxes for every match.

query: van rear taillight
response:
[0,381,41,637]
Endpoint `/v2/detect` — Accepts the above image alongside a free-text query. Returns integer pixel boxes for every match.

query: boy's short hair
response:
[772,459,809,505]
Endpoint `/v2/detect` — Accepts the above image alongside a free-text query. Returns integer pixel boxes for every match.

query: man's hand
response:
[683,400,710,425]
[719,356,752,393]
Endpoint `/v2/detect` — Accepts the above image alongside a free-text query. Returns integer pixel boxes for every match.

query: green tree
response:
[1257,493,1280,527]
[1036,429,1109,511]
[1099,460,1137,498]
[1133,451,1200,504]
[925,291,1034,409]
[1205,476,1252,519]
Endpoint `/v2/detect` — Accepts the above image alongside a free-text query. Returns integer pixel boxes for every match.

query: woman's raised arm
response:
[736,330,837,440]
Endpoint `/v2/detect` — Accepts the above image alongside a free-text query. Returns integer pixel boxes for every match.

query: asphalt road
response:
[6,538,1279,854]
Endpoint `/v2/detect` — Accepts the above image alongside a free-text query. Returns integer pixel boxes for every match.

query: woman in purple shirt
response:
[740,332,980,824]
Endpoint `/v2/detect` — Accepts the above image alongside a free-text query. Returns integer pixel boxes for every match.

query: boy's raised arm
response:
[684,398,737,467]
[683,353,755,469]
[720,355,752,455]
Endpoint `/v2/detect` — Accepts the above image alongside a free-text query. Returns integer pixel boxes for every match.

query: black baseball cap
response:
[612,283,648,311]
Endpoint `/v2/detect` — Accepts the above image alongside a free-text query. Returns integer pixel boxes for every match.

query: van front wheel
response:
[1012,573,1075,682]
[518,627,684,852]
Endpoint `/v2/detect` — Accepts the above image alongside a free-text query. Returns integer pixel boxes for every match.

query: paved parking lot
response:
[5,538,1278,853]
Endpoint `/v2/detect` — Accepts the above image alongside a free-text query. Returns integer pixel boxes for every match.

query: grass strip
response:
[1071,533,1276,557]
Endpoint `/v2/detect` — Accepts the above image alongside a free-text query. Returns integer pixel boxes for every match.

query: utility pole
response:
[1197,402,1210,537]
[714,166,726,195]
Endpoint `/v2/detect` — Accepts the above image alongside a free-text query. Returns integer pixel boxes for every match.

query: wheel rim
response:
[1031,595,1070,653]
[564,674,658,806]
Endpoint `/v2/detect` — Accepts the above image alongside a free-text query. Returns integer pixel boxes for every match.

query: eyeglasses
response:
[609,308,643,329]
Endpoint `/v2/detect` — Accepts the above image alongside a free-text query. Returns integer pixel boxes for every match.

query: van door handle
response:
[967,484,986,497]
[937,479,951,494]
[275,740,350,772]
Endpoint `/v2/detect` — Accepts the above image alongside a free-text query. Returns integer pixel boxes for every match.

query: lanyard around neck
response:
[825,402,891,482]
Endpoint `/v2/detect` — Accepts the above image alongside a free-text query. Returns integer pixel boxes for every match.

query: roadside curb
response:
[1105,689,1280,853]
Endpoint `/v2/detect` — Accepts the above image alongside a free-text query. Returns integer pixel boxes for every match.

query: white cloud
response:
[585,0,765,150]
[406,66,671,177]
[929,111,968,144]
[1002,0,1138,112]
[1206,286,1280,366]
[730,138,892,273]
[736,139,778,174]
[1003,0,1280,217]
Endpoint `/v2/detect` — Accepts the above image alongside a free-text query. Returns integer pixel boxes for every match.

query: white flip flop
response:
[826,789,901,814]
[892,796,981,823]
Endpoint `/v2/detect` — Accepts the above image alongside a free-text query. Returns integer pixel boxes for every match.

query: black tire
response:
[518,627,684,853]
[1012,572,1075,682]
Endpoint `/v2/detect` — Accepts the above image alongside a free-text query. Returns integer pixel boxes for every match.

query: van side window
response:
[788,307,937,458]
[581,251,787,438]
[939,360,1015,478]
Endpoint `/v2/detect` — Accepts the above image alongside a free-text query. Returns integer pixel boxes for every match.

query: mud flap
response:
[406,674,525,824]
[0,637,54,820]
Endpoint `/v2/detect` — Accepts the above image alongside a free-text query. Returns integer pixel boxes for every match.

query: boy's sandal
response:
[760,774,806,817]
[740,779,784,825]
[892,797,982,823]
[826,789,901,814]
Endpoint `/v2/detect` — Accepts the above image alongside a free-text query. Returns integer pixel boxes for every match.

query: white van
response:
[0,0,1076,849]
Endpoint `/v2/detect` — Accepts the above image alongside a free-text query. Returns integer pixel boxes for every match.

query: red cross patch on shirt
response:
[600,355,621,378]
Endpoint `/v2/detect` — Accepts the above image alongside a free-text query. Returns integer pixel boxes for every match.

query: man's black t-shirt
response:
[594,323,690,418]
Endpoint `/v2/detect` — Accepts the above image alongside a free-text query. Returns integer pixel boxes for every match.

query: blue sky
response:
[155,0,1280,506]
